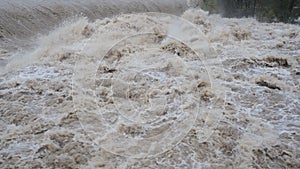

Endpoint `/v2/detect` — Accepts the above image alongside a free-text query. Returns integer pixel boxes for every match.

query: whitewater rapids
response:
[0,1,299,168]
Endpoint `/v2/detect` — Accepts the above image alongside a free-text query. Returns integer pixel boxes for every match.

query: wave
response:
[0,0,188,51]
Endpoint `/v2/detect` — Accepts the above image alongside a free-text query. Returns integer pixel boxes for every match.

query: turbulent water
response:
[0,0,187,51]
[0,1,300,168]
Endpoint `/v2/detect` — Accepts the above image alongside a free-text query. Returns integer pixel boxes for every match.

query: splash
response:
[0,1,300,168]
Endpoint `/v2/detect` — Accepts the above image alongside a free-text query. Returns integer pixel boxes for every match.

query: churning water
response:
[0,1,299,168]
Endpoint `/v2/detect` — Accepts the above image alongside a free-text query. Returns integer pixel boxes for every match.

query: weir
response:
[0,0,188,50]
